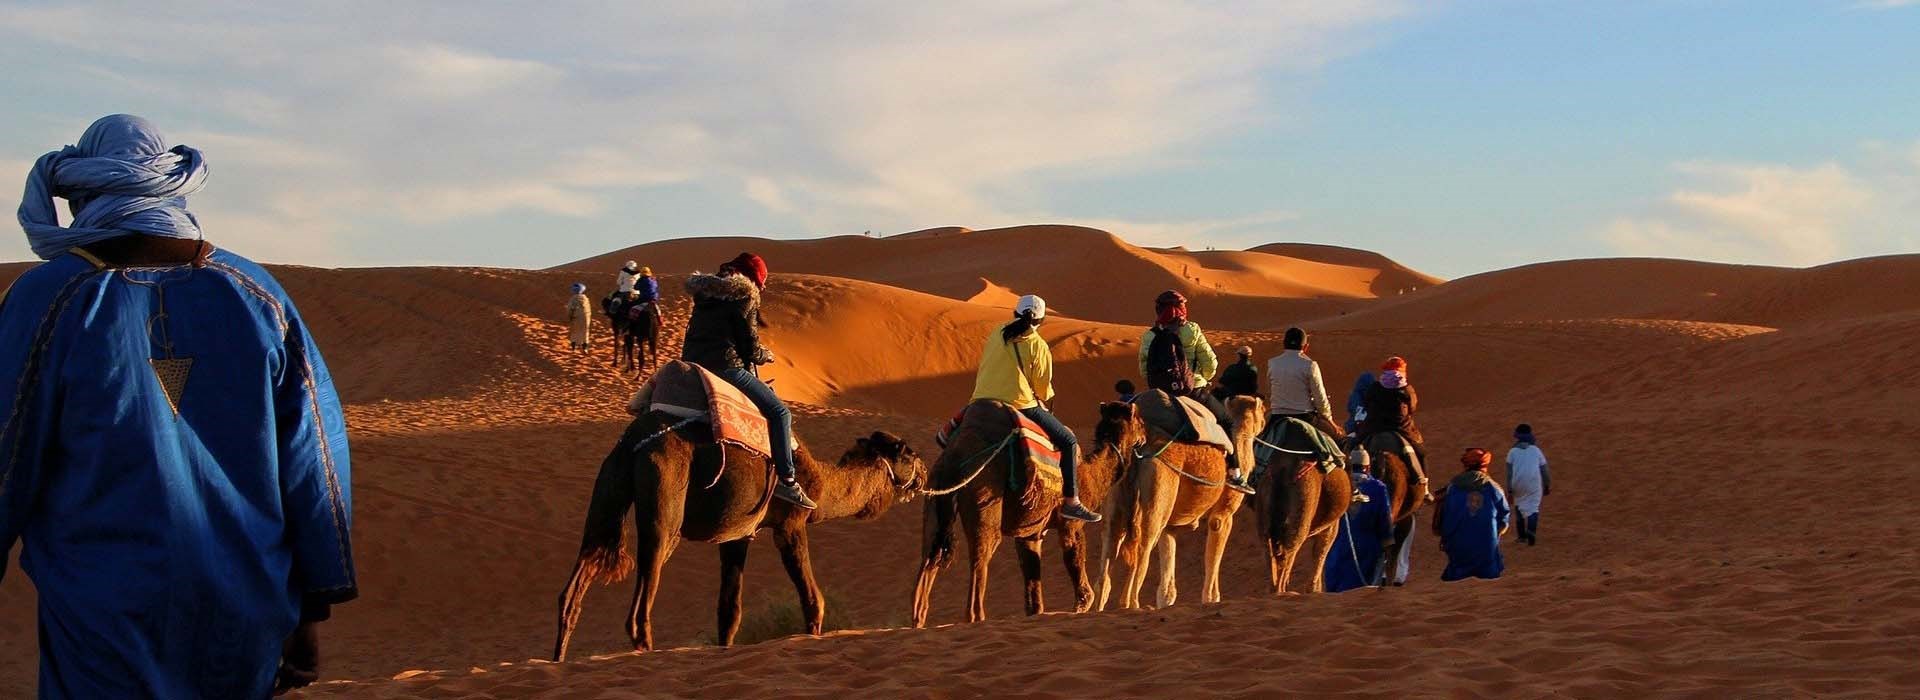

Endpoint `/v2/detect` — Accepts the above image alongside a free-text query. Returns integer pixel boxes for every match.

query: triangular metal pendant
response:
[150,357,193,415]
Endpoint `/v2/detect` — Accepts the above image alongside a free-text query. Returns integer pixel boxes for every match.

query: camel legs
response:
[963,503,1003,623]
[1385,517,1415,586]
[552,554,596,661]
[1303,525,1338,594]
[1154,534,1178,609]
[1203,513,1233,603]
[775,526,826,635]
[1096,489,1134,612]
[625,527,679,651]
[716,539,751,646]
[1015,536,1046,616]
[1269,462,1317,596]
[912,496,960,628]
[1124,470,1176,610]
[1058,522,1095,613]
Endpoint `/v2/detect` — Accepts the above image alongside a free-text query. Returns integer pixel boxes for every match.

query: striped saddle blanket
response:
[935,402,1062,497]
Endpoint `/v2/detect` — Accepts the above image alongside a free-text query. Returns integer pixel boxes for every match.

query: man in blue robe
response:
[1433,447,1509,582]
[1323,450,1394,592]
[1,115,356,698]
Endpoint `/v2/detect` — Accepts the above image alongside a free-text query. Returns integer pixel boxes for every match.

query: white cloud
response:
[1602,147,1920,266]
[0,2,1406,264]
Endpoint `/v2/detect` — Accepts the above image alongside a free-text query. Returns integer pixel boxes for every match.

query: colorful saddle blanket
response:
[627,360,772,457]
[935,401,1063,498]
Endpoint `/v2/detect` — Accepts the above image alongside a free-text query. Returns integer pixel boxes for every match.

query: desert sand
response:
[2,227,1917,698]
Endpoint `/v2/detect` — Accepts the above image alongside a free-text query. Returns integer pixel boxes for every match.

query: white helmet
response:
[1015,294,1046,320]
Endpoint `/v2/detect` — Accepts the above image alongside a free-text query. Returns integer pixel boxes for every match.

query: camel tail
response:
[554,436,640,661]
[575,440,638,585]
[922,494,959,571]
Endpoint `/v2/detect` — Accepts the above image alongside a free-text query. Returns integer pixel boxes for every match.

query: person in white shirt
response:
[615,260,640,294]
[1505,423,1551,546]
[1266,327,1337,435]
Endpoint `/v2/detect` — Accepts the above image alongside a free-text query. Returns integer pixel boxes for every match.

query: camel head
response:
[842,430,926,501]
[1093,401,1148,453]
[1223,394,1265,477]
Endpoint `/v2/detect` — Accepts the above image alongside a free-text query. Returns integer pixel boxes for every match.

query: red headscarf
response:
[1154,290,1188,326]
[720,252,769,289]
[1382,356,1408,373]
[1460,448,1492,470]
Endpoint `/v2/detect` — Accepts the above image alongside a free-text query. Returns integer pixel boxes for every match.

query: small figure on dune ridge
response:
[566,282,592,353]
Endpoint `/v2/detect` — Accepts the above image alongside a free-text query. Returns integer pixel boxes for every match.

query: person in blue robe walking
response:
[1323,449,1395,592]
[1,115,356,699]
[1432,447,1509,582]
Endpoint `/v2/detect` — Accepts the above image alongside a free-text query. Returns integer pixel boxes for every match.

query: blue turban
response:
[17,114,209,260]
[571,282,587,294]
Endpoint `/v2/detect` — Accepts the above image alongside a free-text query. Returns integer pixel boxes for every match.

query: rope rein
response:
[1137,426,1225,488]
[629,415,704,453]
[919,432,1014,496]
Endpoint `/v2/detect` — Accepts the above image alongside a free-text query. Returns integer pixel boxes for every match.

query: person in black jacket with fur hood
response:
[681,252,815,509]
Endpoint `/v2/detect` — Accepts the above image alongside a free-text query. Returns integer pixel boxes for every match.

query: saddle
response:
[627,360,772,458]
[935,400,1063,502]
[1252,416,1345,483]
[1130,389,1232,450]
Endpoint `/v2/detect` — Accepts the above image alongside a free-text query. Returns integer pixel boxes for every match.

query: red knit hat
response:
[1382,356,1408,373]
[722,252,769,288]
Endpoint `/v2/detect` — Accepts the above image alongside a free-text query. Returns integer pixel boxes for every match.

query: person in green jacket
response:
[1138,290,1218,395]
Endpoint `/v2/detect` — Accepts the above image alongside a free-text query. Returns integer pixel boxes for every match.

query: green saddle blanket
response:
[1252,416,1344,483]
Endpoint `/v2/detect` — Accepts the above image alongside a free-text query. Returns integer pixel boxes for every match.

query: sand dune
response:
[557,225,1437,328]
[3,242,1918,698]
[1317,254,1920,330]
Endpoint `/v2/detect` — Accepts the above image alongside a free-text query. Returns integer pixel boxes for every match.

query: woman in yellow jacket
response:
[971,295,1102,522]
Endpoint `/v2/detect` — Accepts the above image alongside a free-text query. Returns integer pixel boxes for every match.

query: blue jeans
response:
[716,367,795,481]
[1018,406,1079,499]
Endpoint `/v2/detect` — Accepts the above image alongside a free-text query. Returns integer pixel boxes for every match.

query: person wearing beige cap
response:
[1214,345,1260,400]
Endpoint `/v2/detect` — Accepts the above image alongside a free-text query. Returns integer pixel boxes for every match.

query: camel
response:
[1099,394,1264,610]
[1252,415,1352,595]
[551,413,926,660]
[910,401,1146,627]
[623,301,662,372]
[1358,432,1428,586]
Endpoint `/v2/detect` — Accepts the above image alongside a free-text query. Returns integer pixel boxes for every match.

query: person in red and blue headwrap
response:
[1433,447,1510,582]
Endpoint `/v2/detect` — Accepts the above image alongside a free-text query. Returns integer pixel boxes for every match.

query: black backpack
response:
[1144,325,1193,393]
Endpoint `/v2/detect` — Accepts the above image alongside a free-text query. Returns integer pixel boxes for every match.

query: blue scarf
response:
[1346,372,1376,416]
[18,114,209,260]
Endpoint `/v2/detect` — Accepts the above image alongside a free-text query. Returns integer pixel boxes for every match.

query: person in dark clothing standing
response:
[1214,345,1260,399]
[681,252,814,509]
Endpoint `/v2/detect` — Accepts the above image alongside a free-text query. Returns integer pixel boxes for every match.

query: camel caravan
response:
[550,257,1496,659]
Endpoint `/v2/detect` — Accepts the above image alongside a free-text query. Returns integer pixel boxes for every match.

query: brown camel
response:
[551,413,926,660]
[1099,394,1264,610]
[1253,416,1353,595]
[1359,432,1427,585]
[910,401,1145,627]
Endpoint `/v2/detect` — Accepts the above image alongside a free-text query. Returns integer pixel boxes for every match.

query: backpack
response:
[1144,325,1193,393]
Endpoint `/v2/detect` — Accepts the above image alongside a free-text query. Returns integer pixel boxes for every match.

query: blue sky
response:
[2,1,1916,278]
